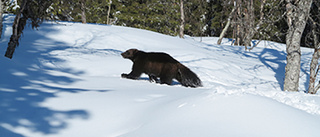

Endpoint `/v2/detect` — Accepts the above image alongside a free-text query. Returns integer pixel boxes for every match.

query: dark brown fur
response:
[121,49,202,88]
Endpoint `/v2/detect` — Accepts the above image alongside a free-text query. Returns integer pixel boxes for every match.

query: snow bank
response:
[1,14,320,137]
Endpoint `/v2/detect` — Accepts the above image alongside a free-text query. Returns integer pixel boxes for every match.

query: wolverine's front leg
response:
[121,64,142,80]
[121,72,141,79]
[121,73,135,79]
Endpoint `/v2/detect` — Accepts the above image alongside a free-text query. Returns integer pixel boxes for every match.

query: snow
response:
[1,14,320,137]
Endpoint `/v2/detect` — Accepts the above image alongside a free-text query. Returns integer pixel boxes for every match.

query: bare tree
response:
[179,0,185,38]
[107,0,112,24]
[217,4,236,45]
[243,0,266,50]
[218,0,266,48]
[80,0,86,24]
[283,0,313,91]
[308,39,320,94]
[307,6,320,94]
[232,0,244,46]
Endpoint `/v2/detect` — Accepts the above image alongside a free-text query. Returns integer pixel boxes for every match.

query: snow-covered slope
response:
[1,14,320,137]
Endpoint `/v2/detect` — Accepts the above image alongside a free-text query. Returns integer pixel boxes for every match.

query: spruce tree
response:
[5,0,54,59]
[113,0,180,36]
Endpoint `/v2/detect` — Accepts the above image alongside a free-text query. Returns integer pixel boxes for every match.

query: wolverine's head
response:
[121,49,139,60]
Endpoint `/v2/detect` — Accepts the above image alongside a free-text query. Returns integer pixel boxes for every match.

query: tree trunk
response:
[5,0,28,59]
[179,0,185,38]
[283,0,313,92]
[234,0,243,46]
[243,0,254,49]
[81,0,86,24]
[0,0,3,39]
[243,0,266,50]
[308,19,320,94]
[107,0,112,24]
[308,48,320,94]
[217,6,235,45]
[247,0,266,51]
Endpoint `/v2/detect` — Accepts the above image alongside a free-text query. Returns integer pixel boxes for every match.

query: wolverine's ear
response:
[130,49,139,55]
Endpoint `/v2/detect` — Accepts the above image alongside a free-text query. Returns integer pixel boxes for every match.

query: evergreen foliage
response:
[3,0,319,47]
[113,0,180,36]
[5,0,57,59]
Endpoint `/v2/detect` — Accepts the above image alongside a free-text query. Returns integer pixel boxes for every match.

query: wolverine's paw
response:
[148,75,159,83]
[121,73,128,78]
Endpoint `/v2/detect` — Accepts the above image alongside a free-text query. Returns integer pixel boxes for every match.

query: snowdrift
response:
[1,14,320,137]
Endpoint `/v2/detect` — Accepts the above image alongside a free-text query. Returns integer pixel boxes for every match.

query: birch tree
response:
[179,0,185,38]
[233,0,244,46]
[243,0,266,50]
[107,0,112,24]
[80,0,86,24]
[217,0,266,48]
[217,4,235,45]
[308,39,320,94]
[307,2,320,94]
[283,0,313,91]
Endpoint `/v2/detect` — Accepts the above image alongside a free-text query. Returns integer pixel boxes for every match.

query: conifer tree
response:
[183,0,207,37]
[5,0,54,59]
[113,0,180,36]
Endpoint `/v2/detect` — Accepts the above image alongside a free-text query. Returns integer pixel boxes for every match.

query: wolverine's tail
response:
[176,64,202,88]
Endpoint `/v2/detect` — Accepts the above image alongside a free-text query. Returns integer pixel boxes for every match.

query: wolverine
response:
[121,49,202,88]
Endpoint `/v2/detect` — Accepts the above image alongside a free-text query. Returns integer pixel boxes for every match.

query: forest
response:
[1,0,320,93]
[0,0,308,44]
[1,2,320,137]
[1,0,319,46]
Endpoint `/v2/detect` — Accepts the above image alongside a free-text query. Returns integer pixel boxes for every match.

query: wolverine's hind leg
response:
[159,75,173,85]
[148,74,159,83]
[159,66,177,85]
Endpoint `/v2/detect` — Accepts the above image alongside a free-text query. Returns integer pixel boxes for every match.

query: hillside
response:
[1,14,320,137]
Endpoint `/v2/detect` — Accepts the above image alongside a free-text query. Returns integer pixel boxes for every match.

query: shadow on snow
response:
[0,15,109,137]
[202,42,287,90]
[202,41,311,91]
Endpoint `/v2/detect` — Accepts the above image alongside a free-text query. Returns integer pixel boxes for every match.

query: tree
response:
[216,0,267,48]
[80,0,86,24]
[205,0,233,37]
[106,0,112,24]
[243,0,266,50]
[113,0,180,36]
[50,1,74,21]
[50,0,110,24]
[308,38,320,94]
[0,0,4,39]
[5,0,54,59]
[5,0,27,59]
[283,0,313,91]
[257,0,287,44]
[217,3,235,45]
[306,2,320,94]
[179,0,184,38]
[184,0,208,37]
